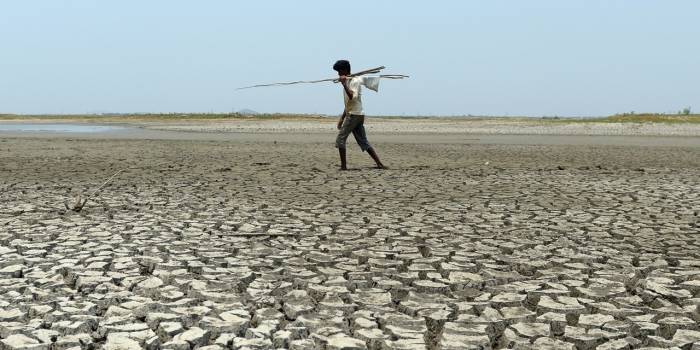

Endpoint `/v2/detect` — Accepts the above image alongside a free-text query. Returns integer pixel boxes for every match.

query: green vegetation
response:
[545,112,700,124]
[603,114,699,124]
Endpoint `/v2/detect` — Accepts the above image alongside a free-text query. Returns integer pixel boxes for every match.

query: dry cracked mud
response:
[0,135,699,349]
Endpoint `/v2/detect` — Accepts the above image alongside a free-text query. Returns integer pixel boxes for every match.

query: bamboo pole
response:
[236,66,408,90]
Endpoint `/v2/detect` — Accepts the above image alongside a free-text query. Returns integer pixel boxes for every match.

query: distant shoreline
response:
[0,112,698,124]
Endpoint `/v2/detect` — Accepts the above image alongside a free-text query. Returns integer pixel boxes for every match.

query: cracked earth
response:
[1,136,699,349]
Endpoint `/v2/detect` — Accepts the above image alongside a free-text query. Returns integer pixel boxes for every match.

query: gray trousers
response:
[335,114,372,152]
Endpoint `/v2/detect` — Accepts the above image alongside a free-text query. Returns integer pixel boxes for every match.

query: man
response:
[333,59,385,170]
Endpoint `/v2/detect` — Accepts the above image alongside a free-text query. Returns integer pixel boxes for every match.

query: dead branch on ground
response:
[65,169,127,212]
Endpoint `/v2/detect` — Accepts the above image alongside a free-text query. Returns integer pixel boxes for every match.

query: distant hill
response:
[237,109,259,115]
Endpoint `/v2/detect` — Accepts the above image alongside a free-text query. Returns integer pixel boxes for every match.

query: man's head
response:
[333,60,351,76]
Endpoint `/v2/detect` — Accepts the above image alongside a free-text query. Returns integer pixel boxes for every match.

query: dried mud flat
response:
[139,118,700,137]
[0,134,699,350]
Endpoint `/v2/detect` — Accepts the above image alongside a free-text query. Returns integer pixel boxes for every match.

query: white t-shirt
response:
[342,76,379,115]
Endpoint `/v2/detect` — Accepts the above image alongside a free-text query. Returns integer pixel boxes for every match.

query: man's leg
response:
[338,147,347,170]
[336,116,356,170]
[367,147,385,169]
[352,119,385,169]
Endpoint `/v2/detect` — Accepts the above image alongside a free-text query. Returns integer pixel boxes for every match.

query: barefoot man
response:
[333,60,386,170]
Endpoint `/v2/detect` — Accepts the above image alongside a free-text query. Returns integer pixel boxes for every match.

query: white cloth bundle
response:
[362,76,380,92]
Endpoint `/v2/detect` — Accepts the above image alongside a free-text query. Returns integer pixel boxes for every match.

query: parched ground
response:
[0,135,699,349]
[139,118,700,137]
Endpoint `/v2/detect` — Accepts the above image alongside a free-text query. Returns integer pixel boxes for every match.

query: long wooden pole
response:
[237,66,406,90]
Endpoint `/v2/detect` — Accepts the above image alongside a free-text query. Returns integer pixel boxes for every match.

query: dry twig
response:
[65,169,126,212]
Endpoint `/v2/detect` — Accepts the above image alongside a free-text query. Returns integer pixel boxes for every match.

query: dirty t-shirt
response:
[342,76,379,116]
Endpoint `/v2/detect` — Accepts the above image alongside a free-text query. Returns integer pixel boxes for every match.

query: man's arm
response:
[337,111,346,130]
[339,76,354,99]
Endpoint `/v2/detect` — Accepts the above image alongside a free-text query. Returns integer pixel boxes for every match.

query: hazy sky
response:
[1,1,698,116]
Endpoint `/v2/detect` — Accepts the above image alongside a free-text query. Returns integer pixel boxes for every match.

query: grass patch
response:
[543,114,700,124]
[601,113,700,124]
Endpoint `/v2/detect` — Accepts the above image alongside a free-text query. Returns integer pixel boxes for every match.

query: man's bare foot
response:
[376,164,387,169]
[340,166,348,171]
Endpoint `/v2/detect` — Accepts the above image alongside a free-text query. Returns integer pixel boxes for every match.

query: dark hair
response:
[333,60,351,73]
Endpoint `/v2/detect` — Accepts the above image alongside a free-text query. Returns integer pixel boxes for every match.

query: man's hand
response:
[337,116,345,130]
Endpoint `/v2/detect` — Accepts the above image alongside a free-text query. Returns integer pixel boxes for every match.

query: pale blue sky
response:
[1,1,698,116]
